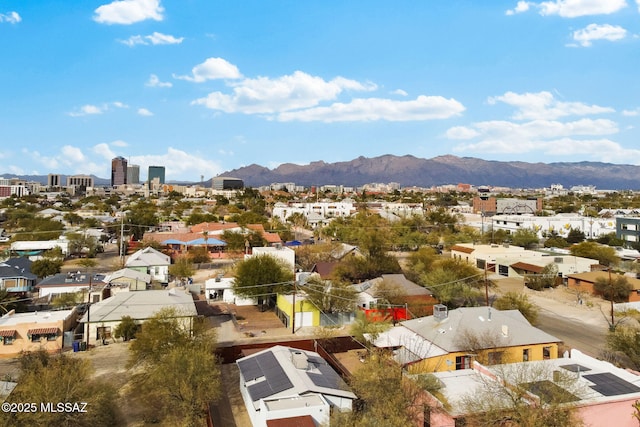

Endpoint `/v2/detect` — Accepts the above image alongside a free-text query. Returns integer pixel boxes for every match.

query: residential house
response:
[103,268,151,291]
[355,274,438,317]
[237,345,356,427]
[417,349,640,427]
[0,257,36,294]
[0,309,76,356]
[80,288,197,345]
[310,262,339,280]
[10,237,70,258]
[370,305,561,374]
[249,246,295,271]
[125,246,171,283]
[275,293,320,329]
[450,243,598,279]
[567,270,640,302]
[36,271,106,299]
[204,275,256,306]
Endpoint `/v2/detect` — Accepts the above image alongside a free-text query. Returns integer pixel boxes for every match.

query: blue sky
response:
[1,0,640,181]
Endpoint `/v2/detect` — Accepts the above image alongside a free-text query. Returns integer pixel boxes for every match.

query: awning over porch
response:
[27,327,59,335]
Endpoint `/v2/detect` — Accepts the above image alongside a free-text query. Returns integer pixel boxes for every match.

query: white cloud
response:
[60,146,86,163]
[112,140,129,147]
[93,143,117,160]
[120,32,183,47]
[487,91,614,120]
[68,102,129,117]
[192,71,377,114]
[174,57,242,82]
[21,148,60,170]
[454,136,640,164]
[94,0,163,25]
[623,108,640,116]
[535,0,627,17]
[68,104,105,117]
[446,126,482,139]
[137,108,153,116]
[146,74,172,88]
[0,11,21,24]
[277,96,465,122]
[130,148,223,180]
[572,23,627,47]
[391,89,408,96]
[506,1,532,15]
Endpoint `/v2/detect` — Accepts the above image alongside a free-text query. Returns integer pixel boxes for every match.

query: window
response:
[488,351,504,365]
[543,346,552,360]
[3,336,14,345]
[498,265,509,276]
[30,333,57,342]
[96,326,112,340]
[455,355,471,370]
[523,348,530,362]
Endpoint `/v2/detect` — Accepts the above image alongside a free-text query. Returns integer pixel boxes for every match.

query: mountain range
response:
[220,155,640,190]
[3,155,639,190]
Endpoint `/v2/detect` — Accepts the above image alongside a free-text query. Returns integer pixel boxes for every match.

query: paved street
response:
[494,276,611,358]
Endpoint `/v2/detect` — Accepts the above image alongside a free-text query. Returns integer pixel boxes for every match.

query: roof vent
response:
[433,304,448,321]
[291,350,309,370]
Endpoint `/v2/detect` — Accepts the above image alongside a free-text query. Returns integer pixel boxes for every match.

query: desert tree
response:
[232,254,294,307]
[460,362,584,427]
[593,274,632,303]
[493,292,539,325]
[332,350,431,426]
[127,308,221,426]
[0,350,121,427]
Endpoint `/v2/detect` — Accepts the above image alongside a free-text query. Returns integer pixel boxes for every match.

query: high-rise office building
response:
[111,156,128,187]
[148,166,165,185]
[127,164,140,185]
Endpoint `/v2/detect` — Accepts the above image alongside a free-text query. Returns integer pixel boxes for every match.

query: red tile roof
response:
[450,245,475,254]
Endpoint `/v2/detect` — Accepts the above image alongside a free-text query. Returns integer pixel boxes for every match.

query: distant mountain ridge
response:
[220,155,640,190]
[3,155,640,190]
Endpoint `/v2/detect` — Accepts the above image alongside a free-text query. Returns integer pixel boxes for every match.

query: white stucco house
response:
[248,246,295,271]
[237,345,356,427]
[204,276,256,306]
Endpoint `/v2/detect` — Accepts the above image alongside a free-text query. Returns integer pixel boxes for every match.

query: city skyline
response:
[2,1,640,181]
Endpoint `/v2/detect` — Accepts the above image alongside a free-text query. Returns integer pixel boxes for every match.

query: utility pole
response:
[291,280,296,334]
[608,268,615,330]
[85,272,92,350]
[120,214,125,268]
[484,263,490,307]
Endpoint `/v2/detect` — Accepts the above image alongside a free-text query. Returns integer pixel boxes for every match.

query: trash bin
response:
[80,342,87,351]
[72,341,80,353]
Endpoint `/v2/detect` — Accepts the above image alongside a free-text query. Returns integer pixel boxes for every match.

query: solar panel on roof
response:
[237,357,262,381]
[584,373,640,397]
[240,351,294,401]
[248,381,274,401]
[307,364,343,389]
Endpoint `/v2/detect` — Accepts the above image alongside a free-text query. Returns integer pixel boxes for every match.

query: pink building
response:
[415,350,640,427]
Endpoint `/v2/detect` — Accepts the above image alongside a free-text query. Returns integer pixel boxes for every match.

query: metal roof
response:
[81,289,197,323]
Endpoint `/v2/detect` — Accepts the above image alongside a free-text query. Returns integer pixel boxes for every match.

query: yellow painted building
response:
[276,293,321,329]
[370,305,561,374]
